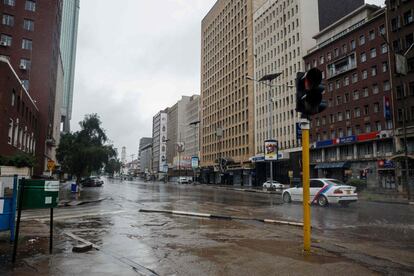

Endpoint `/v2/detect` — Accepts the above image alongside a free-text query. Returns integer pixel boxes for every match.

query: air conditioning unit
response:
[19,64,27,70]
[0,41,8,47]
[376,130,392,139]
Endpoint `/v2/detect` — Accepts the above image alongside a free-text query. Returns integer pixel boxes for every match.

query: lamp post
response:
[246,73,283,185]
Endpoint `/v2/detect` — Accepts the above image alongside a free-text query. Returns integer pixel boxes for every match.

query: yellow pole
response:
[301,119,311,253]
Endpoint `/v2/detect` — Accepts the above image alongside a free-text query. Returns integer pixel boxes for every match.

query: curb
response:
[58,197,108,207]
[139,208,303,227]
[361,199,413,206]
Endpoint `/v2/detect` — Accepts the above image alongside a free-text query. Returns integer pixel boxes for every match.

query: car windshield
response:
[325,179,346,186]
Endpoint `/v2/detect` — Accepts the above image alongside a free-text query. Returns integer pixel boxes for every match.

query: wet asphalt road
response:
[18,178,414,275]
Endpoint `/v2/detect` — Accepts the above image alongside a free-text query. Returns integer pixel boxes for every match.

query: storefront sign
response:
[334,135,356,144]
[357,131,379,142]
[264,140,278,161]
[316,139,333,148]
[378,159,395,168]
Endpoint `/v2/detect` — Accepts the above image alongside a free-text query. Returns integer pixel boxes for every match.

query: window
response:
[374,102,380,113]
[346,110,351,120]
[370,48,377,58]
[376,121,382,131]
[353,90,359,100]
[344,76,349,86]
[11,90,15,106]
[330,114,335,124]
[404,10,413,25]
[372,84,379,94]
[339,128,344,137]
[0,34,12,46]
[359,35,365,45]
[338,112,343,121]
[22,80,29,90]
[352,73,358,83]
[334,48,339,57]
[322,116,326,125]
[328,83,334,92]
[20,58,31,69]
[371,66,377,76]
[327,52,332,61]
[354,107,361,118]
[336,80,340,89]
[381,43,388,54]
[8,119,13,145]
[23,19,34,31]
[344,93,350,103]
[365,123,371,133]
[342,44,347,54]
[4,0,15,6]
[362,70,368,79]
[350,40,356,50]
[22,39,32,50]
[364,105,369,115]
[384,80,390,91]
[336,95,342,105]
[363,87,369,97]
[25,0,36,12]
[406,33,413,48]
[382,62,388,72]
[2,14,14,27]
[347,127,352,136]
[379,24,385,35]
[369,30,375,40]
[361,52,367,62]
[320,56,324,64]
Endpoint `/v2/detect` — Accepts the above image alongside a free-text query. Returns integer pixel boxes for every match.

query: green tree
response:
[57,114,116,183]
[105,158,122,177]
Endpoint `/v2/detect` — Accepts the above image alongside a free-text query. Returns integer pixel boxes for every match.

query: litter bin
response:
[71,183,78,193]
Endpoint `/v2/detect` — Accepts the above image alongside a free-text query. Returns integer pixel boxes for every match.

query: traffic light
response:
[295,68,327,117]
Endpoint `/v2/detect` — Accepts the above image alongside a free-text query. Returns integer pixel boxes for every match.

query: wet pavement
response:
[1,177,413,275]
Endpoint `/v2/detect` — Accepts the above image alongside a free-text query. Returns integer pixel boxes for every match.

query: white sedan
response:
[262,180,284,190]
[282,178,358,207]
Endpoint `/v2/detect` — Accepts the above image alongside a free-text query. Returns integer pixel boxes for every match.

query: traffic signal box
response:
[295,68,327,117]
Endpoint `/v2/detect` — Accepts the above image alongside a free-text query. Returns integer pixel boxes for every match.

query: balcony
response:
[327,53,357,79]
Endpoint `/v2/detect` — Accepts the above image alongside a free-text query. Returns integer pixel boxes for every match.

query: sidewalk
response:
[358,190,414,205]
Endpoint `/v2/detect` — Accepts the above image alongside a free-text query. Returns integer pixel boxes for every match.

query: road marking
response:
[22,210,127,222]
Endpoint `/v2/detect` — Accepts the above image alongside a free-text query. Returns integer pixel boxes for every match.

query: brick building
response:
[0,57,39,158]
[0,0,63,174]
[304,5,397,190]
[386,0,414,193]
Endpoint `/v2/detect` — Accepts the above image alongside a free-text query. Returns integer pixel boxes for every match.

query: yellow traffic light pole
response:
[301,118,311,253]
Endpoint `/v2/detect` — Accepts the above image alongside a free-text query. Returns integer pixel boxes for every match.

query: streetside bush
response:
[346,178,367,192]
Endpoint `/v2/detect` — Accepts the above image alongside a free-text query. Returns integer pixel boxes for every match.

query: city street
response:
[1,178,413,275]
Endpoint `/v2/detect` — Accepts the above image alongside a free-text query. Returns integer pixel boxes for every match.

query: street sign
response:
[20,180,59,209]
[47,160,55,171]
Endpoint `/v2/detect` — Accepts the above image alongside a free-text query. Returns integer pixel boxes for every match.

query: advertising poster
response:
[264,139,278,161]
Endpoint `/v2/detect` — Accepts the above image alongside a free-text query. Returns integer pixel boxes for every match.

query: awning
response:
[314,162,350,169]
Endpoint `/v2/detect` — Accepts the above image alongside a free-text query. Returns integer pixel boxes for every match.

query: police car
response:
[282,178,358,207]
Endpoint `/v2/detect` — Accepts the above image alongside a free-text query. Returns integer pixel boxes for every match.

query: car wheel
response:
[283,192,291,203]
[317,195,328,207]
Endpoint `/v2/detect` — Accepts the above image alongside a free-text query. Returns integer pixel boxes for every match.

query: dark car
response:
[80,176,104,187]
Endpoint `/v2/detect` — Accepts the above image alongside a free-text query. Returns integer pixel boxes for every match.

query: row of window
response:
[3,0,36,11]
[0,33,32,49]
[314,121,393,141]
[2,13,34,30]
[7,118,36,154]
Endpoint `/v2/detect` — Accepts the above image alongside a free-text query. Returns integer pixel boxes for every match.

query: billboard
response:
[264,140,278,161]
[191,156,199,169]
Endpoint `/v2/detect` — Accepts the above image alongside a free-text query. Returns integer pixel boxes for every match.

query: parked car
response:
[282,178,357,207]
[262,180,284,190]
[80,176,104,187]
[177,176,189,184]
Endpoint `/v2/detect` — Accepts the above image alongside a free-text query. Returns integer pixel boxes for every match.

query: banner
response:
[264,140,278,161]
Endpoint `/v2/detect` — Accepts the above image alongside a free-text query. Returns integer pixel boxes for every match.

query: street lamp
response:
[246,73,282,185]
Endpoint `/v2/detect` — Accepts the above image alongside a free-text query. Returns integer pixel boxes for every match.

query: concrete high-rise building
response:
[152,109,168,178]
[60,0,80,133]
[166,96,191,170]
[252,0,363,184]
[0,0,63,174]
[184,95,200,158]
[200,0,267,185]
[139,137,152,175]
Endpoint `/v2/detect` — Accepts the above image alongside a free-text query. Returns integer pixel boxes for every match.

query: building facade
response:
[152,109,168,178]
[0,57,39,158]
[201,0,269,185]
[60,0,80,133]
[166,96,190,171]
[386,0,414,194]
[252,0,363,185]
[184,95,200,159]
[304,5,396,190]
[0,0,63,174]
[139,138,152,176]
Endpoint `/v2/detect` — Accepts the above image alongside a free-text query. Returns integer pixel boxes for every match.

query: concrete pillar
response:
[336,146,340,161]
[353,144,358,159]
[321,148,325,162]
[373,141,378,158]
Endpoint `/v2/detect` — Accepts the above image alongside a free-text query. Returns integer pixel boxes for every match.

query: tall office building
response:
[0,0,63,174]
[152,109,168,178]
[184,95,200,158]
[60,0,80,133]
[252,0,363,184]
[200,0,267,185]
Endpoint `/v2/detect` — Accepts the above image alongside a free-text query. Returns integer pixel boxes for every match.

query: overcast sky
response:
[71,0,384,159]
